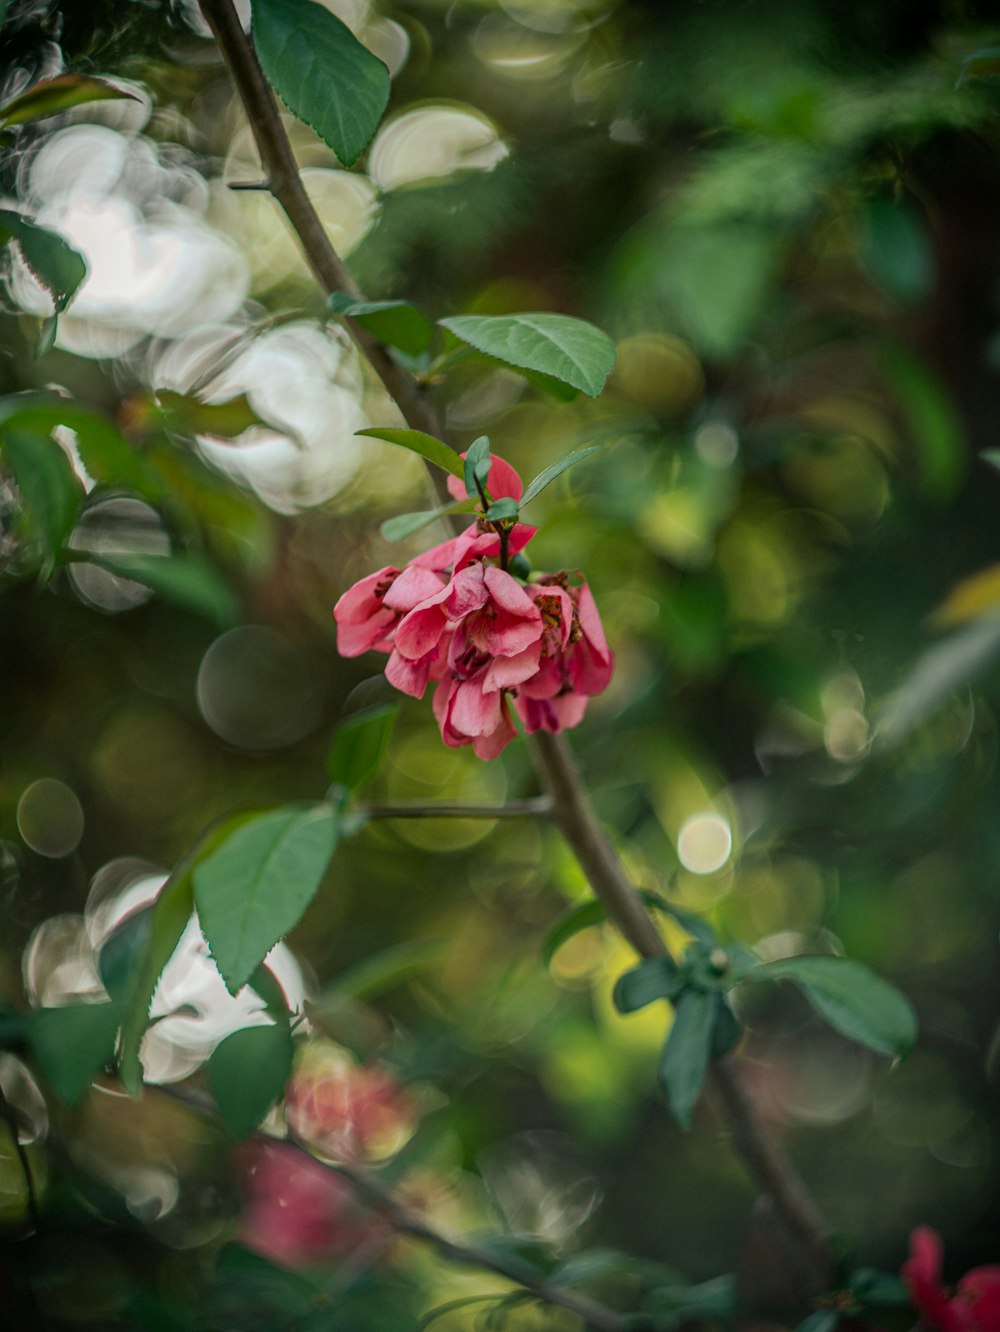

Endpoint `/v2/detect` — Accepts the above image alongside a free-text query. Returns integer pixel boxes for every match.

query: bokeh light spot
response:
[17,779,85,859]
[677,812,732,874]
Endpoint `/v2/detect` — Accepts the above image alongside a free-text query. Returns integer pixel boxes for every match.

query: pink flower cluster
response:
[334,452,613,759]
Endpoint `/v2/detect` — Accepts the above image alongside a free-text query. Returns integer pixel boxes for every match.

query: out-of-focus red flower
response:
[239,1139,389,1269]
[285,1042,418,1165]
[903,1227,1000,1331]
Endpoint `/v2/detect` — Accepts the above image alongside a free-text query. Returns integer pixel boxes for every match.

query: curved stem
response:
[358,797,552,820]
[198,0,832,1296]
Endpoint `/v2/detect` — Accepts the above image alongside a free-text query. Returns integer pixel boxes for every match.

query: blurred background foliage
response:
[2,0,1000,1326]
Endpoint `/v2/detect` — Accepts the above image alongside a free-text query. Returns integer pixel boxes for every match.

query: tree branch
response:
[198,0,832,1296]
[357,797,552,820]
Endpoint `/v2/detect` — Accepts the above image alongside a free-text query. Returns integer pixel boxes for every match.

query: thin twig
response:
[197,0,833,1295]
[357,797,552,820]
[152,1083,630,1331]
[331,1161,633,1332]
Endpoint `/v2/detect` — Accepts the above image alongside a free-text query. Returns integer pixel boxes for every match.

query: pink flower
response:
[514,579,613,735]
[334,564,445,658]
[391,562,542,703]
[286,1043,418,1165]
[903,1227,1000,1331]
[239,1140,389,1270]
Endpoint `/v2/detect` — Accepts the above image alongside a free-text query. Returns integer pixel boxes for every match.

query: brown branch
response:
[153,1081,629,1331]
[358,797,552,820]
[331,1161,633,1332]
[530,735,832,1290]
[198,0,833,1297]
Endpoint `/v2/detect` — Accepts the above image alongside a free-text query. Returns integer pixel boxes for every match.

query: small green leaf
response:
[327,702,398,793]
[379,497,475,543]
[118,867,197,1094]
[99,910,154,1003]
[0,74,139,128]
[356,427,464,480]
[543,899,607,966]
[208,1020,294,1138]
[80,551,240,627]
[1,426,84,570]
[464,435,491,499]
[30,1001,122,1105]
[485,496,518,522]
[439,313,616,398]
[247,962,291,1020]
[0,394,158,497]
[328,939,445,1002]
[796,1312,839,1332]
[613,957,683,1014]
[252,0,390,167]
[880,344,966,500]
[520,446,601,508]
[710,994,742,1057]
[330,294,434,357]
[0,208,87,313]
[658,989,717,1129]
[745,955,917,1058]
[148,389,263,440]
[194,804,339,994]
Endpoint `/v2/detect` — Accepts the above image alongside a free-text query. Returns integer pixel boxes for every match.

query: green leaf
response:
[613,957,683,1014]
[796,1312,839,1332]
[251,0,390,168]
[328,938,445,1002]
[327,702,398,793]
[710,994,742,1057]
[207,1020,294,1138]
[859,199,933,306]
[658,989,717,1129]
[193,804,339,994]
[484,496,518,522]
[875,614,1000,751]
[1,427,84,571]
[879,344,966,500]
[329,294,434,357]
[464,435,491,499]
[0,395,158,497]
[247,962,291,1020]
[745,955,917,1058]
[30,1001,122,1105]
[99,910,154,1003]
[379,497,476,542]
[0,208,87,313]
[543,898,608,966]
[356,427,464,480]
[439,313,616,398]
[80,552,240,627]
[147,389,263,440]
[118,867,197,1094]
[519,446,601,508]
[0,74,139,128]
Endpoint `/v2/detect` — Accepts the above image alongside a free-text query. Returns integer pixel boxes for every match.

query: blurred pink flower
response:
[903,1227,1000,1331]
[239,1140,388,1270]
[285,1043,418,1165]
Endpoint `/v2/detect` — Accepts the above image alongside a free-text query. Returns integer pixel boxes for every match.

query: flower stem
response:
[198,0,832,1297]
